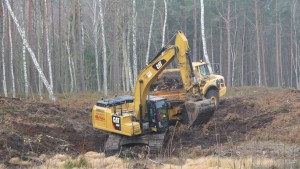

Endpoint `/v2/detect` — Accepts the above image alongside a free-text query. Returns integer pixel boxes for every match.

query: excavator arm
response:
[133,31,195,120]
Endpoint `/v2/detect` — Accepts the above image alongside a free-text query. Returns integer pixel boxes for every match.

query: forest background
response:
[0,0,299,100]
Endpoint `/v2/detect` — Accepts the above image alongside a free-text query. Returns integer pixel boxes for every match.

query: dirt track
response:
[0,87,299,167]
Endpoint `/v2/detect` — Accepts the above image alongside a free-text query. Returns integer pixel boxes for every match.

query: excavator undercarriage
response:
[104,131,168,156]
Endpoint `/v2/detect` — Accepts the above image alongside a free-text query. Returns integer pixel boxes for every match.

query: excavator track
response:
[104,134,122,156]
[104,131,168,156]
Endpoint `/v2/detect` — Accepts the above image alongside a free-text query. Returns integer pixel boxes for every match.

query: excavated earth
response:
[0,87,299,167]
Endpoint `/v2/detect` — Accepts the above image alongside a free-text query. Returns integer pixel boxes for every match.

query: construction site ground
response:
[0,87,299,168]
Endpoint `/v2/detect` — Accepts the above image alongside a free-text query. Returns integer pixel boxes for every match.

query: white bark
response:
[67,21,74,92]
[1,1,7,97]
[44,0,53,90]
[93,0,100,91]
[146,0,155,64]
[200,0,213,73]
[292,0,299,89]
[8,14,15,98]
[5,0,55,101]
[37,2,43,99]
[21,3,28,98]
[98,0,107,96]
[162,0,167,47]
[132,0,137,81]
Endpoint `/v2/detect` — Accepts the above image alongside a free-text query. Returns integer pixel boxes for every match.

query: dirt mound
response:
[0,98,106,165]
[168,87,300,158]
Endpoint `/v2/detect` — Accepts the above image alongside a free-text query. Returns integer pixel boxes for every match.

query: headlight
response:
[216,79,221,88]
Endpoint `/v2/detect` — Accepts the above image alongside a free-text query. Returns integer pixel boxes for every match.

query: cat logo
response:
[152,59,166,71]
[112,115,121,130]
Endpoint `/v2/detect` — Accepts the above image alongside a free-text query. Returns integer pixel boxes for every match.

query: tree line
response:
[0,0,299,100]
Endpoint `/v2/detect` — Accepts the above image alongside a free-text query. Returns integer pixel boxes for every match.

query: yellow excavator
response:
[91,31,219,154]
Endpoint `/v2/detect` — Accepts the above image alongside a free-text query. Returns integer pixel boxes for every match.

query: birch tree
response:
[8,11,15,98]
[67,21,74,92]
[44,0,53,90]
[1,0,7,97]
[21,1,28,98]
[145,0,155,64]
[162,0,167,47]
[200,0,212,73]
[71,0,77,91]
[4,0,55,101]
[132,0,137,81]
[99,0,108,96]
[292,0,299,89]
[37,1,43,98]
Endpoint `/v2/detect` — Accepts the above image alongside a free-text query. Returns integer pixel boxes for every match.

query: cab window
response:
[200,64,210,77]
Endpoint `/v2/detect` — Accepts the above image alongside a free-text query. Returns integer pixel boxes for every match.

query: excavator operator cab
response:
[146,96,169,132]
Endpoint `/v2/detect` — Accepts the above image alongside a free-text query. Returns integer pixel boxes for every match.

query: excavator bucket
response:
[183,99,215,127]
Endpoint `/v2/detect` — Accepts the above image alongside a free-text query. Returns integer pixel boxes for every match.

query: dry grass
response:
[161,156,291,169]
[36,152,126,169]
[21,152,297,169]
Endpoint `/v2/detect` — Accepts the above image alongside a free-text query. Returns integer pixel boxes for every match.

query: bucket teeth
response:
[183,99,215,127]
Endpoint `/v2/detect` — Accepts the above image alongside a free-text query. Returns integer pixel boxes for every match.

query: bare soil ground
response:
[0,87,299,168]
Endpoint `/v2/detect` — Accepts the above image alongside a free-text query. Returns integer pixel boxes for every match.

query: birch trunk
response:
[37,0,43,99]
[292,0,299,89]
[231,2,237,87]
[132,0,137,81]
[21,2,28,98]
[8,13,15,98]
[146,0,155,64]
[1,0,7,97]
[44,0,53,90]
[162,0,167,47]
[5,0,55,101]
[67,21,74,92]
[200,0,213,73]
[98,0,107,96]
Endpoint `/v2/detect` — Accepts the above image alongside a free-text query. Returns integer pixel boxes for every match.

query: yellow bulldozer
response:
[91,31,226,155]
